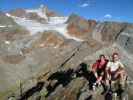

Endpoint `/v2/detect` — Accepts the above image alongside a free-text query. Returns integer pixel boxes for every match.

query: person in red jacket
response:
[92,54,109,94]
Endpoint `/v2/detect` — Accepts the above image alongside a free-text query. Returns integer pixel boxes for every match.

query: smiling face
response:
[112,53,119,62]
[99,55,106,61]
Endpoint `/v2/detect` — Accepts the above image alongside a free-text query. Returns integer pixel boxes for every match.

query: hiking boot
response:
[92,85,96,91]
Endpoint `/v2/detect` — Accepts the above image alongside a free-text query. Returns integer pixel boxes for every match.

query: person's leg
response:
[101,80,108,95]
[96,76,102,85]
[101,72,111,95]
[112,70,126,96]
[119,70,127,90]
[96,70,104,85]
[89,71,97,90]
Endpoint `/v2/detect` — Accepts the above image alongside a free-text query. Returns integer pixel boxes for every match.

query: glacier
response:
[6,13,82,41]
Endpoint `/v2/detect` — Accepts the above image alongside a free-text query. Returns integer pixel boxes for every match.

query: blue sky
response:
[0,0,133,23]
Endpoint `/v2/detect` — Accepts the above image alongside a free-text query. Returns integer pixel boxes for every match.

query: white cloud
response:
[104,14,112,19]
[79,3,89,7]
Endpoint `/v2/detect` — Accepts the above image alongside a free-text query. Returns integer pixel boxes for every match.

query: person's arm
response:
[119,61,124,70]
[106,62,111,80]
[117,61,127,80]
[94,72,98,78]
[92,62,98,78]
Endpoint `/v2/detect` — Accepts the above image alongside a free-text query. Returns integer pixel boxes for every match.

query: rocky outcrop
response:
[117,24,133,54]
[26,12,47,23]
[33,31,65,48]
[44,6,60,17]
[9,9,47,24]
[92,21,127,43]
[47,78,86,100]
[2,54,25,64]
[9,9,27,18]
[67,14,97,40]
[0,12,17,26]
[0,12,29,41]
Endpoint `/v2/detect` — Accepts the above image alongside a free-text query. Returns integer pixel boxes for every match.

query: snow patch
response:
[48,17,68,25]
[5,41,10,45]
[0,25,6,28]
[6,13,11,17]
[0,25,12,28]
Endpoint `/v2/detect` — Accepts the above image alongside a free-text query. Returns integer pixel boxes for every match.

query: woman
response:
[92,54,109,93]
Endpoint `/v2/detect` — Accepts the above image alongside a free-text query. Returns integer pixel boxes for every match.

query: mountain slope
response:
[0,12,29,41]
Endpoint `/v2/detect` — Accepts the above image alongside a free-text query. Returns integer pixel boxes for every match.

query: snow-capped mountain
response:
[26,5,48,20]
[6,5,82,41]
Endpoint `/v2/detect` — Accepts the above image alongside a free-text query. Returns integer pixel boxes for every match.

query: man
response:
[92,54,108,93]
[106,53,127,91]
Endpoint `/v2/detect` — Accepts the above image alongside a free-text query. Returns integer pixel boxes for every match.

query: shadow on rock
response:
[75,63,97,90]
[19,82,44,100]
[18,63,97,99]
[46,68,75,96]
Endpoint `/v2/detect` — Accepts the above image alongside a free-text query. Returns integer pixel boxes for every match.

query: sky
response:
[0,0,133,23]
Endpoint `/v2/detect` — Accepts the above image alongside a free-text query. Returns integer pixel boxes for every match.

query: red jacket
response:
[92,59,108,72]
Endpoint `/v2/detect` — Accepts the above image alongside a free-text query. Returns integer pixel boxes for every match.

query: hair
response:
[99,54,106,59]
[112,52,119,58]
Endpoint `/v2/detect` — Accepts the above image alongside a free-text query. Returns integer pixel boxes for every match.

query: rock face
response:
[0,8,133,100]
[117,24,133,54]
[0,12,16,25]
[9,9,27,18]
[33,31,65,48]
[92,21,127,43]
[9,9,47,24]
[0,12,29,41]
[67,14,97,40]
[45,7,59,17]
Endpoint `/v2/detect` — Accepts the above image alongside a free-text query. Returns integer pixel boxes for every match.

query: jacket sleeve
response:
[92,61,98,71]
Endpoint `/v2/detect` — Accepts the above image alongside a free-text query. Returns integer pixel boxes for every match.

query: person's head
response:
[99,54,106,61]
[112,52,119,62]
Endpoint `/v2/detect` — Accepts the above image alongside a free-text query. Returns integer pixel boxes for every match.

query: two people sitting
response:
[91,53,127,94]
